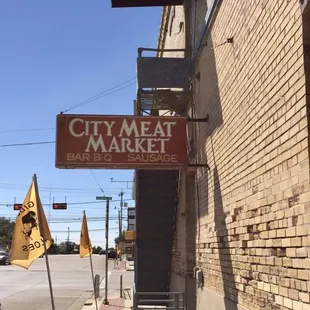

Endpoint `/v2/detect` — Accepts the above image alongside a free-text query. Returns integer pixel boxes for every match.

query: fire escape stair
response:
[135,170,179,304]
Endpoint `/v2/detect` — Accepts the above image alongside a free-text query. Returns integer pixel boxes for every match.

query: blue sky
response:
[0,1,161,248]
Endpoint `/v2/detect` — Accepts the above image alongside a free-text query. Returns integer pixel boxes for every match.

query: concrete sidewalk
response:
[105,269,134,298]
[113,260,126,271]
[82,263,134,310]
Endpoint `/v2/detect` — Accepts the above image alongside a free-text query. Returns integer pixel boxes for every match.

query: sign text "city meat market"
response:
[55,115,188,169]
[69,117,176,154]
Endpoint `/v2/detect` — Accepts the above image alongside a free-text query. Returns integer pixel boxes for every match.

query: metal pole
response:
[175,293,179,310]
[120,193,123,235]
[89,253,99,310]
[103,199,110,305]
[118,210,121,237]
[133,291,137,309]
[120,274,123,298]
[42,239,56,310]
[67,226,70,254]
[48,186,51,225]
[120,191,124,237]
[33,174,56,310]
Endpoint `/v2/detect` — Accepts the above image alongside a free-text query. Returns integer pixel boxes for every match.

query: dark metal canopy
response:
[111,0,183,8]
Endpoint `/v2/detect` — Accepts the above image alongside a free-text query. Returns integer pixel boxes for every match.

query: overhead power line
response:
[51,228,120,233]
[0,128,55,134]
[1,53,194,137]
[0,183,130,192]
[49,217,119,223]
[61,54,194,113]
[48,217,127,222]
[89,170,104,193]
[0,198,133,207]
[0,141,55,147]
[61,78,136,113]
[1,217,128,226]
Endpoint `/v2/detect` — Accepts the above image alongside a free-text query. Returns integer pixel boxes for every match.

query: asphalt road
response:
[0,254,113,310]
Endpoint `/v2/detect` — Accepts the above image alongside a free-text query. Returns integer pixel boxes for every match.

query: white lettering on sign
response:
[67,153,112,162]
[127,154,178,163]
[68,118,178,155]
[117,119,176,138]
[69,119,116,137]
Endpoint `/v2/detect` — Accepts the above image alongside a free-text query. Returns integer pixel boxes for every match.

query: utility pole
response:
[48,186,52,224]
[67,227,70,254]
[119,191,124,237]
[118,210,121,237]
[67,227,70,243]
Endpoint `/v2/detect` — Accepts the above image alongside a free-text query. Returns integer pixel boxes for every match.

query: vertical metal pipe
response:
[120,274,123,298]
[103,199,110,305]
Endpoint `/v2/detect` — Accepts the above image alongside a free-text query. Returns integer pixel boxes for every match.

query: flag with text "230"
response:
[10,176,52,269]
[80,213,93,258]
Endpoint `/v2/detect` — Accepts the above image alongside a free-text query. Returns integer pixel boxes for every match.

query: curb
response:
[80,297,103,310]
[68,290,95,310]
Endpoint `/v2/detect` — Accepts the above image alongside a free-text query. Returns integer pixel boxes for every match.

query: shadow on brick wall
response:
[193,2,234,308]
[194,23,224,136]
[302,0,310,159]
[303,1,310,98]
[213,165,238,310]
[195,35,224,217]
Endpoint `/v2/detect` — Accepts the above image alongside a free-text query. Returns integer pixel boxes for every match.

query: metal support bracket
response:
[187,116,209,122]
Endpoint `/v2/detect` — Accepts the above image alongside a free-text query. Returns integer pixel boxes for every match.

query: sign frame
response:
[55,114,188,170]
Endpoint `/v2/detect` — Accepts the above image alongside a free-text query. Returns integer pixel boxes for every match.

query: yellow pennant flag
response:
[80,212,92,258]
[10,175,52,269]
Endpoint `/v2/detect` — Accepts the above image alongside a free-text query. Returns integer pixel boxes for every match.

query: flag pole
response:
[89,252,98,310]
[34,174,56,310]
[84,211,99,310]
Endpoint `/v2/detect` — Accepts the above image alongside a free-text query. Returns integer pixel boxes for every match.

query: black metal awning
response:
[111,0,183,8]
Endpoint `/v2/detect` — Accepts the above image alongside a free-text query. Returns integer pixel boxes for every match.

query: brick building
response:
[155,1,310,310]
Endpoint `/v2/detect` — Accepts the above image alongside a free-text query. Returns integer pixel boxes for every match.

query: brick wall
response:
[193,1,310,310]
[171,171,196,277]
[171,170,187,275]
[157,6,188,279]
[158,0,310,309]
[158,6,185,57]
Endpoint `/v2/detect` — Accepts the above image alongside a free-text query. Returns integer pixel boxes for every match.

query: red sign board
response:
[55,114,188,169]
